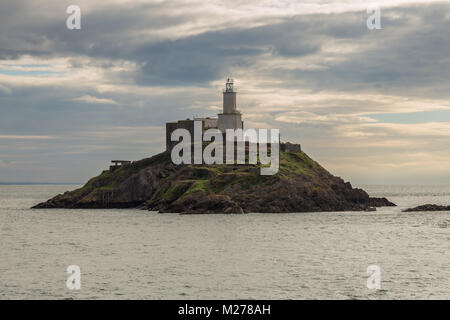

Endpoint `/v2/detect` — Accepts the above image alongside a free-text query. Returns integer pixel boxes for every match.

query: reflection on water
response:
[0,184,449,299]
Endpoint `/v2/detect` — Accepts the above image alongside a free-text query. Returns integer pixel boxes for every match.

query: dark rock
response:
[402,204,450,212]
[32,147,396,213]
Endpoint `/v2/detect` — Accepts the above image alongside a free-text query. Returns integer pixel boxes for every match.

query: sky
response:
[0,0,449,184]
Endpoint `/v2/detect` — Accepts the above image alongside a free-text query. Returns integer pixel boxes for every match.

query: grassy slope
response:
[145,150,324,206]
[39,150,332,208]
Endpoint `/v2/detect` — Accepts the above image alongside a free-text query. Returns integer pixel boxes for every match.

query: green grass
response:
[184,180,211,196]
[69,149,324,205]
[70,170,114,198]
[150,181,193,203]
[278,151,321,178]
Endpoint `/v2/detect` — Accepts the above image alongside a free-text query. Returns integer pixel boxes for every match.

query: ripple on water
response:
[0,184,449,299]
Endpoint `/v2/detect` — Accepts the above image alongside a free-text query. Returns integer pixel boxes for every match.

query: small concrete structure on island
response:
[280,142,302,153]
[109,160,131,172]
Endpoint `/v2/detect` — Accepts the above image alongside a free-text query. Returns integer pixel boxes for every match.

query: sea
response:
[0,184,448,300]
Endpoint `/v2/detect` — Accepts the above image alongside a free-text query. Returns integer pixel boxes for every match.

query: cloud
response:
[337,122,450,138]
[0,135,55,140]
[0,0,449,183]
[0,84,11,94]
[275,111,376,125]
[73,95,118,105]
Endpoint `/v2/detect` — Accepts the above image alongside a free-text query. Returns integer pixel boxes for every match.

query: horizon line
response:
[0,182,82,185]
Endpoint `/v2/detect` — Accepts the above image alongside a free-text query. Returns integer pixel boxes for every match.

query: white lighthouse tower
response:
[218,78,243,132]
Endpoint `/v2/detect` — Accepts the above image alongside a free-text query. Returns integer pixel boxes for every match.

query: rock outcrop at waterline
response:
[403,204,450,212]
[32,149,395,213]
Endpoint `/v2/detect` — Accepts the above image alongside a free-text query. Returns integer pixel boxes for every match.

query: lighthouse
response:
[165,78,245,151]
[218,78,243,132]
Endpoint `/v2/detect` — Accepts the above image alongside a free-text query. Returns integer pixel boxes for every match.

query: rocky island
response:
[403,204,450,212]
[33,148,395,213]
[33,80,395,213]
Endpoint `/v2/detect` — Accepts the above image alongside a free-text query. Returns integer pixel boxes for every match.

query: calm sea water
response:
[0,184,448,300]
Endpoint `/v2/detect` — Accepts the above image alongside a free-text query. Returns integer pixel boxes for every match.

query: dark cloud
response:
[2,1,448,90]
